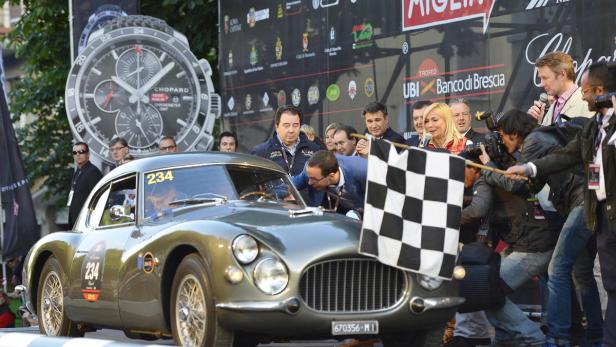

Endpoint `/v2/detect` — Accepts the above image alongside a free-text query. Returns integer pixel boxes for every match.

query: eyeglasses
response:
[72,150,88,155]
[110,146,127,152]
[308,175,328,183]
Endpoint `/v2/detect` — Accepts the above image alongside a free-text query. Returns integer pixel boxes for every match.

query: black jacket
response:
[522,128,585,215]
[533,112,616,233]
[483,157,556,252]
[69,161,103,228]
[363,127,405,144]
[251,132,321,176]
[463,128,486,145]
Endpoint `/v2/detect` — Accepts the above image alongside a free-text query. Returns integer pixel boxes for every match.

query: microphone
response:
[539,92,549,108]
[420,133,432,148]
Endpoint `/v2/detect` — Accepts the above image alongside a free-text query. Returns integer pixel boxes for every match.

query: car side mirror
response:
[110,205,134,222]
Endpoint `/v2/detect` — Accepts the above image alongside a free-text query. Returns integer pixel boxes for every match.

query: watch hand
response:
[111,76,138,101]
[102,92,113,109]
[135,118,149,140]
[137,62,175,97]
[125,66,145,78]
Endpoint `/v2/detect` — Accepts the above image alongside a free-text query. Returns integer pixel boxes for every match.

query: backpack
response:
[457,242,505,313]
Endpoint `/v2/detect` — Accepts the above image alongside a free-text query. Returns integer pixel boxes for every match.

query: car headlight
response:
[417,274,444,291]
[253,258,288,295]
[232,234,259,264]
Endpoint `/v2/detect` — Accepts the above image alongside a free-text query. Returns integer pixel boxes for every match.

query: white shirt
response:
[593,108,613,201]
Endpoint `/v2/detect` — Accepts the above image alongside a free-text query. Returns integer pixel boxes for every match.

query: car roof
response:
[106,152,287,179]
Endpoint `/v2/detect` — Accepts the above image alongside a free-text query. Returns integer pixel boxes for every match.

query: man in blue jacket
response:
[293,150,367,215]
[252,105,321,176]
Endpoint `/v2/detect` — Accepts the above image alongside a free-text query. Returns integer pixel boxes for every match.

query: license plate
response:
[331,320,379,335]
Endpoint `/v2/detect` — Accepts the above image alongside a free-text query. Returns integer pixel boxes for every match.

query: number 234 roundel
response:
[81,241,106,302]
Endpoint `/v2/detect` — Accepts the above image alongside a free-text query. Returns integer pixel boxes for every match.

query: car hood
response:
[214,202,364,265]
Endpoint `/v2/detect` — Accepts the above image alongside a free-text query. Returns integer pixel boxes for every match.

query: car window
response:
[143,164,303,219]
[97,175,137,227]
[87,185,111,229]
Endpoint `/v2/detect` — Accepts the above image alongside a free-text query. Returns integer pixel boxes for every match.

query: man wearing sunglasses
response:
[68,142,103,228]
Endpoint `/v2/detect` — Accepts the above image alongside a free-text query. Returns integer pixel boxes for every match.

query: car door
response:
[66,174,137,328]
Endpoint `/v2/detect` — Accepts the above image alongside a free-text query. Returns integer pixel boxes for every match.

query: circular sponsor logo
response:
[291,88,301,106]
[326,84,340,101]
[247,8,256,27]
[402,42,409,54]
[348,80,357,100]
[308,85,320,105]
[143,252,154,273]
[312,0,320,9]
[245,94,252,110]
[364,77,375,97]
[277,90,286,107]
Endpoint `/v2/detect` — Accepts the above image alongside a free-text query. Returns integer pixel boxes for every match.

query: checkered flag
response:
[359,138,465,279]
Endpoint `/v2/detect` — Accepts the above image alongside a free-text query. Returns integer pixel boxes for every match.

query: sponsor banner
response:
[219,0,616,152]
[403,58,507,102]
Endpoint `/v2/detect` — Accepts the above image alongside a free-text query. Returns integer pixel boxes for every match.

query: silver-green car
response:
[21,152,463,347]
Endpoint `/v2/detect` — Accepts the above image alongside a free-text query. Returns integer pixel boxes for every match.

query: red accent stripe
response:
[405,64,506,81]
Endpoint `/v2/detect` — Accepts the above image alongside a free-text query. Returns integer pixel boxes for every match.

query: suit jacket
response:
[293,155,368,211]
[541,87,594,126]
[533,112,616,233]
[69,161,103,228]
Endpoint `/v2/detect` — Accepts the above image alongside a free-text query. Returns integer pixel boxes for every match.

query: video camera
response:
[463,111,507,164]
[594,62,616,108]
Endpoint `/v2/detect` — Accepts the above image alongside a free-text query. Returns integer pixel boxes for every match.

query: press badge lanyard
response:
[280,147,296,174]
[67,168,82,206]
[589,109,613,190]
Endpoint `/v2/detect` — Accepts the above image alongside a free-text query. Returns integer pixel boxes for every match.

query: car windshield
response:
[143,164,304,219]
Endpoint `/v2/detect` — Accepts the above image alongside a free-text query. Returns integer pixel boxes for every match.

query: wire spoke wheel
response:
[41,270,64,335]
[175,274,207,347]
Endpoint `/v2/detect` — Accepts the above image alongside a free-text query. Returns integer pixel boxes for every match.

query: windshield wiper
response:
[168,197,227,206]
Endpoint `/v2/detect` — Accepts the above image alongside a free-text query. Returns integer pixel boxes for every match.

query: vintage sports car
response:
[21,152,464,346]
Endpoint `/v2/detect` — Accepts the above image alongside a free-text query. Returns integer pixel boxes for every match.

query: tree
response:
[2,0,218,205]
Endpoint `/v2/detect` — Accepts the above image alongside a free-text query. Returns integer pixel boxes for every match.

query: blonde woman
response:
[423,102,467,154]
[324,122,342,152]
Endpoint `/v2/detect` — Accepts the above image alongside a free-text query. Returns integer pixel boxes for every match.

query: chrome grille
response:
[299,258,406,313]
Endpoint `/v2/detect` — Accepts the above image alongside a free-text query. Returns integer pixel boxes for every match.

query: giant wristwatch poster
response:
[218,0,616,151]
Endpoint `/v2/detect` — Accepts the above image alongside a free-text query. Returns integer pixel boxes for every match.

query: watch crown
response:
[199,59,213,77]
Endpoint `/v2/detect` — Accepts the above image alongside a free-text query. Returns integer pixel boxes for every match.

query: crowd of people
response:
[66,51,616,347]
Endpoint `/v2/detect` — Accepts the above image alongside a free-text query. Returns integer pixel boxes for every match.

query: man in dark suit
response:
[450,99,484,145]
[292,150,367,215]
[68,142,103,228]
[356,102,405,157]
[507,62,616,346]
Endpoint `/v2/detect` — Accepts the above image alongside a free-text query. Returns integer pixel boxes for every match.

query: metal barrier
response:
[0,332,167,347]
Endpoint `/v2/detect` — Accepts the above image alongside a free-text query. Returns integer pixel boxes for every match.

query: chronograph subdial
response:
[93,79,129,112]
[115,45,162,88]
[115,104,163,149]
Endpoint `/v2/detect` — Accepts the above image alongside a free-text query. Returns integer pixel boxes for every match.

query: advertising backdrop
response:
[218,0,616,151]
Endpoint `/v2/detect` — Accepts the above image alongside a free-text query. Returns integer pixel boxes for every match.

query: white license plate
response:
[331,320,379,335]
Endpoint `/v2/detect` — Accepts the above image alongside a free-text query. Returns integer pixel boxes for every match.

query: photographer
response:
[507,62,616,346]
[498,110,603,346]
[443,151,493,347]
[475,118,556,346]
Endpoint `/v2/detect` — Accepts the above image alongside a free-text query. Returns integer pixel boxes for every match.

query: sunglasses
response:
[72,150,88,155]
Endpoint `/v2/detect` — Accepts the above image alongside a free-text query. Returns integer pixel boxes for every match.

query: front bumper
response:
[216,295,464,337]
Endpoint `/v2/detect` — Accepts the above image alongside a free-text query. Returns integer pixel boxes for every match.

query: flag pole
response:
[351,133,528,180]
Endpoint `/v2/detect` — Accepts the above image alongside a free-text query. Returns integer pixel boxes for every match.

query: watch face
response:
[67,26,212,161]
